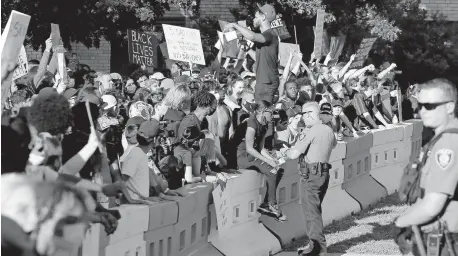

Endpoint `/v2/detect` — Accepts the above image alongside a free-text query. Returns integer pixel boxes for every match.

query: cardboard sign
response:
[212,184,232,236]
[12,45,28,80]
[350,37,377,68]
[313,9,325,58]
[271,16,291,40]
[162,24,205,65]
[279,43,300,68]
[127,29,158,67]
[51,24,68,84]
[1,10,31,110]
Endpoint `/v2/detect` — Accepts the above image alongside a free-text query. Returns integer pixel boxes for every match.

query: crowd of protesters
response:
[1,9,420,255]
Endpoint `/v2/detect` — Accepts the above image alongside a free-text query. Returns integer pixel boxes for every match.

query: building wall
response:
[25,39,111,73]
[199,0,238,21]
[421,0,458,21]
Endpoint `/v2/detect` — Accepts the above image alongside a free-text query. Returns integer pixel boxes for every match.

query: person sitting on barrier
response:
[234,99,287,221]
[174,126,206,185]
[285,101,337,256]
[330,98,360,138]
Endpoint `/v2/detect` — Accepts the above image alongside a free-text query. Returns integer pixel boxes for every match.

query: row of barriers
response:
[79,120,423,256]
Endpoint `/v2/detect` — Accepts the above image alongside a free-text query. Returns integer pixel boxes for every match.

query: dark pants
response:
[255,81,279,104]
[413,232,458,256]
[302,171,330,254]
[238,155,279,204]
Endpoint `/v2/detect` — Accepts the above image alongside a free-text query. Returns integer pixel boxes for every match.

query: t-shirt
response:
[254,29,279,85]
[120,147,150,200]
[292,123,337,163]
[236,114,269,159]
[178,113,202,140]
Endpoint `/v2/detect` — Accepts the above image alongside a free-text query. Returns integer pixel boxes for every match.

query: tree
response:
[1,0,196,50]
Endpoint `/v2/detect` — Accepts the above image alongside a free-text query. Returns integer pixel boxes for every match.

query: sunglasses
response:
[418,101,452,111]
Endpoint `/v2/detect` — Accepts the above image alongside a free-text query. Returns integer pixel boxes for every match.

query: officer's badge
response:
[435,149,453,170]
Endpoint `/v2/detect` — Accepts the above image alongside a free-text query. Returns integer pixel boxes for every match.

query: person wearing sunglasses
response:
[285,101,337,256]
[395,78,458,256]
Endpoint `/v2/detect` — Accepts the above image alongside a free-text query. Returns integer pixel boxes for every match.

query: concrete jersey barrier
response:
[81,120,423,256]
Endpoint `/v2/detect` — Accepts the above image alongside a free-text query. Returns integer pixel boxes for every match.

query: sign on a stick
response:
[350,37,378,68]
[12,45,28,80]
[313,9,325,58]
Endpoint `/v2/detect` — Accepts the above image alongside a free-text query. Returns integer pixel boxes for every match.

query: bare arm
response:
[230,24,266,43]
[246,127,275,165]
[339,54,356,79]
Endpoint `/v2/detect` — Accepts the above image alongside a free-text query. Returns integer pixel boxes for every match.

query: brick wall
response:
[421,0,458,21]
[25,39,111,73]
[199,0,238,21]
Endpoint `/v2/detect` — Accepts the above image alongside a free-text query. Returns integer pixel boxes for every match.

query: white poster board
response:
[1,10,31,109]
[313,9,325,58]
[12,45,28,80]
[162,24,205,65]
[212,184,232,237]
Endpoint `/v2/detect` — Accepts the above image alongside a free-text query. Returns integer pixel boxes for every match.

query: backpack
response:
[398,128,458,204]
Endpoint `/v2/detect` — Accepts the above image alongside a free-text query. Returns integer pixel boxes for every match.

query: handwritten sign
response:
[162,24,205,65]
[12,45,28,80]
[212,184,232,236]
[1,10,31,110]
[271,16,291,40]
[51,24,68,84]
[279,43,300,68]
[313,9,325,58]
[350,37,378,68]
[127,29,158,67]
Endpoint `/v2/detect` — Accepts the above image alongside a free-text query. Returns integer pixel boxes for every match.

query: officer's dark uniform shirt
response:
[292,123,337,163]
[420,118,458,233]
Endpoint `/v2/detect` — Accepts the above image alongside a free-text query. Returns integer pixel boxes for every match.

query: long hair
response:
[163,84,192,111]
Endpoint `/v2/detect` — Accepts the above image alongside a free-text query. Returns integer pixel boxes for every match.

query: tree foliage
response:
[1,0,194,50]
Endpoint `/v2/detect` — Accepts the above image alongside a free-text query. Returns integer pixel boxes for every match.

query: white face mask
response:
[28,153,45,166]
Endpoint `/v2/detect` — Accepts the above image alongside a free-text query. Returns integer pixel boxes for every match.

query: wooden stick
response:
[294,25,298,45]
[85,100,103,153]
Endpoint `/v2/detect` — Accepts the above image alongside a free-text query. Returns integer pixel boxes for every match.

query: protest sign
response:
[350,37,378,68]
[51,24,68,84]
[212,184,233,236]
[162,24,205,65]
[219,20,229,31]
[1,10,31,110]
[12,45,28,80]
[271,15,291,40]
[127,29,158,67]
[279,43,300,68]
[313,9,325,58]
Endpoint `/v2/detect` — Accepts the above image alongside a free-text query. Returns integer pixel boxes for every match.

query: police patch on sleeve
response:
[435,149,454,170]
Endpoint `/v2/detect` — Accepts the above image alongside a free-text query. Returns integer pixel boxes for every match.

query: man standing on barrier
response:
[395,78,458,256]
[284,101,337,256]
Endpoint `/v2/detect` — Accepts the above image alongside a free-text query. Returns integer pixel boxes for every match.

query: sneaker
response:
[270,204,287,221]
[257,203,287,221]
[297,240,314,255]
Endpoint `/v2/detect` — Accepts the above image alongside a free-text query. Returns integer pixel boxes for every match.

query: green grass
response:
[284,193,408,254]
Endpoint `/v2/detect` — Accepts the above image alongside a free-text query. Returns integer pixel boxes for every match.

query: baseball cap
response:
[257,3,277,23]
[331,99,343,107]
[241,71,256,79]
[151,72,166,80]
[138,119,161,140]
[101,95,117,110]
[63,88,79,100]
[126,116,146,127]
[110,73,122,80]
[320,102,332,115]
[160,78,174,91]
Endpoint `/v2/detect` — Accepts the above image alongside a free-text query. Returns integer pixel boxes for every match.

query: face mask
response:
[29,153,45,166]
[243,102,256,112]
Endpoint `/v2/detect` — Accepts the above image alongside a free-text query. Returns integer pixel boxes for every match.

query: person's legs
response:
[301,172,330,255]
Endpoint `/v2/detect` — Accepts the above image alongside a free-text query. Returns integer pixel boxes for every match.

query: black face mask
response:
[243,102,256,112]
[187,140,200,152]
[296,91,311,106]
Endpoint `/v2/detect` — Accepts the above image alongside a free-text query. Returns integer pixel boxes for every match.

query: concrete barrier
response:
[81,121,422,256]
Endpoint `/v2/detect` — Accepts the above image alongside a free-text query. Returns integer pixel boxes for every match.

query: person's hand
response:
[101,182,126,197]
[390,63,397,69]
[88,127,101,148]
[166,190,184,197]
[200,172,207,182]
[141,64,146,70]
[309,52,315,63]
[352,130,360,138]
[45,37,53,51]
[266,159,279,169]
[142,196,164,203]
[377,125,386,129]
[390,90,398,97]
[367,64,375,71]
[350,54,356,62]
[224,23,235,32]
[99,212,118,235]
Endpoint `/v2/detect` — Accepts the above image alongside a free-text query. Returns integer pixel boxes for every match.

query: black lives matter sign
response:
[127,29,158,67]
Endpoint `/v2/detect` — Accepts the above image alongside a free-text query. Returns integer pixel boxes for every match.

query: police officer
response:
[285,101,337,256]
[395,78,458,256]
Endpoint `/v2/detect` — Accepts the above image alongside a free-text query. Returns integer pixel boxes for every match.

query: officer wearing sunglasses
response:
[395,78,458,256]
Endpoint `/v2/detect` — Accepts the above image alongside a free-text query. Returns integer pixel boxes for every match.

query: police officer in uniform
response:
[285,101,337,256]
[396,78,458,256]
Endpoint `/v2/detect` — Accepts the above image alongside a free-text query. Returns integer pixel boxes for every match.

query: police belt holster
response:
[421,221,457,256]
[299,157,332,180]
